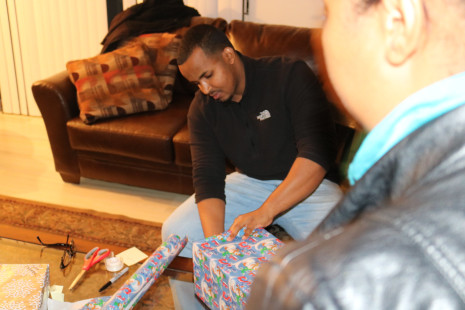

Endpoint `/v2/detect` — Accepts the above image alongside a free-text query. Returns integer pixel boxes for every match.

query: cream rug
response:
[0,194,162,254]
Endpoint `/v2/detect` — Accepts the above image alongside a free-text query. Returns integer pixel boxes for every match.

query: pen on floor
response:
[99,266,129,292]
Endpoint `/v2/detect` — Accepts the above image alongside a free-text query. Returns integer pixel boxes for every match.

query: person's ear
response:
[222,47,236,64]
[381,0,426,65]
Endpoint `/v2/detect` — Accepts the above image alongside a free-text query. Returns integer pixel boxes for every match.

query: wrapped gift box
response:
[0,264,49,310]
[193,228,284,310]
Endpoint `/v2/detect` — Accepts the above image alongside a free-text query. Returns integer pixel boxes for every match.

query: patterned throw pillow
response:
[66,33,180,124]
[134,33,181,103]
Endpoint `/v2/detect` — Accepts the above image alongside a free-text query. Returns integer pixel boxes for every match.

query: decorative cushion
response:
[132,33,181,103]
[66,34,180,124]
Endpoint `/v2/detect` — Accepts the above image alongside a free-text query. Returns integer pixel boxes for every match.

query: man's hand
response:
[227,207,274,241]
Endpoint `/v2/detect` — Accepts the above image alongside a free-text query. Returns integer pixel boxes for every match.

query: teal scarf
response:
[349,71,465,185]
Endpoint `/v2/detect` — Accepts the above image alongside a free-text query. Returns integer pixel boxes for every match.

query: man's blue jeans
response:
[162,172,343,309]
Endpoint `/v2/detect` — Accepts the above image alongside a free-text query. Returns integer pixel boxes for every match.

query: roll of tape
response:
[105,256,124,272]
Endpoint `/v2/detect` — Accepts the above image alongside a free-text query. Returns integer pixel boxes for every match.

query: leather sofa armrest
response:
[31,70,81,182]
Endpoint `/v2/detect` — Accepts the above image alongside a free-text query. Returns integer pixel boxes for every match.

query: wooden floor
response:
[0,113,189,224]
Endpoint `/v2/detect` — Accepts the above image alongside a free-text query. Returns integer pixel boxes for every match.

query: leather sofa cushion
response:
[67,94,192,164]
[173,123,191,167]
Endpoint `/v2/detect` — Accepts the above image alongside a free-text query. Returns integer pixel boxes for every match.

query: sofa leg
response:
[60,173,80,184]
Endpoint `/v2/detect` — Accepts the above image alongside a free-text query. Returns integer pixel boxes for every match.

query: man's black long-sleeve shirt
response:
[188,53,337,203]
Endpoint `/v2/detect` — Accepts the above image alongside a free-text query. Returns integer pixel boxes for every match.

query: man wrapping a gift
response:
[162,24,343,309]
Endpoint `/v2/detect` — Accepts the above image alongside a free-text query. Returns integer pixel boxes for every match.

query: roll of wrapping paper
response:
[79,234,187,310]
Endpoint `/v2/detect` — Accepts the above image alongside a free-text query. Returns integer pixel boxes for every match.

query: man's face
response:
[179,47,238,102]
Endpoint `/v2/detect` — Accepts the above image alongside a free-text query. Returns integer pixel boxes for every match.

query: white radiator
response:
[0,0,108,116]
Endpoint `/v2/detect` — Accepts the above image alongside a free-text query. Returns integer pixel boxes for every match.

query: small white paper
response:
[116,247,148,266]
[49,285,65,301]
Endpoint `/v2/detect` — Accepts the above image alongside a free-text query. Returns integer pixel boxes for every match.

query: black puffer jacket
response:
[247,103,465,309]
[101,0,199,53]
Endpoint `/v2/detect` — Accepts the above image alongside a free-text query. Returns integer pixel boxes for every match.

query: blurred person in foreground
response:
[247,0,465,308]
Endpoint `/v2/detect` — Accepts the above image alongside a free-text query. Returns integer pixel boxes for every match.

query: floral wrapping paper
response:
[80,234,186,310]
[193,228,284,310]
[0,264,49,310]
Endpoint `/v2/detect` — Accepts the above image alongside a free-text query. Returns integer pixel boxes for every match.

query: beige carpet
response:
[0,194,163,254]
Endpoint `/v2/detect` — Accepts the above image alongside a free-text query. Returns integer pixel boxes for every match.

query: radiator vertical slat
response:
[5,0,27,115]
[0,0,20,114]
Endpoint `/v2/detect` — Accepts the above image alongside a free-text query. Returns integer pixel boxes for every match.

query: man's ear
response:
[222,47,236,64]
[381,0,426,65]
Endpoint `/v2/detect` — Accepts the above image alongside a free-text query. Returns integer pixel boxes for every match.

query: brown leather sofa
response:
[32,19,358,195]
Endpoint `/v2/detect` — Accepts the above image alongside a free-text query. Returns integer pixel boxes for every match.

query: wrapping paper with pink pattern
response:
[80,234,186,310]
[193,228,284,310]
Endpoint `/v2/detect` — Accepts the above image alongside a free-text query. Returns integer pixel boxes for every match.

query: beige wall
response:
[246,0,325,28]
[185,0,325,27]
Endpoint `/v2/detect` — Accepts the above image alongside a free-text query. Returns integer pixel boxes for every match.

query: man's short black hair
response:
[177,24,233,65]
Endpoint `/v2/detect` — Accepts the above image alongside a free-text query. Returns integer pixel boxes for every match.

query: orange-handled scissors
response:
[69,247,110,290]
